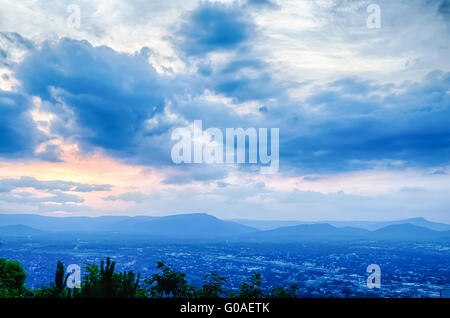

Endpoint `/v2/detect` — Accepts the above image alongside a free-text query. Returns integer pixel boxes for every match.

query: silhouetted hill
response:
[1,213,449,242]
[366,217,450,231]
[231,217,450,232]
[0,213,257,240]
[93,216,158,232]
[239,223,450,242]
[228,219,306,230]
[0,224,44,236]
[0,214,132,232]
[240,223,370,242]
[111,213,258,239]
[0,213,257,239]
[370,224,448,241]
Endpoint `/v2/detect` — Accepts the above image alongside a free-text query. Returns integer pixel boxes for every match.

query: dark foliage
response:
[0,257,298,298]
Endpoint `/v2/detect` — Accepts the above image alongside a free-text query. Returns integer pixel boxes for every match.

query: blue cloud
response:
[175,2,285,103]
[104,191,159,203]
[209,53,287,102]
[215,74,284,102]
[0,32,34,69]
[16,39,170,153]
[161,165,229,185]
[280,71,450,172]
[36,144,63,162]
[438,0,450,16]
[246,0,278,9]
[0,90,41,157]
[0,176,107,206]
[175,2,255,56]
[17,37,450,177]
[0,176,111,193]
[7,2,450,182]
[12,38,207,172]
[0,191,84,204]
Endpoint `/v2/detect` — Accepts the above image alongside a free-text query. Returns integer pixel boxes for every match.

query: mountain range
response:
[230,217,450,231]
[0,213,449,242]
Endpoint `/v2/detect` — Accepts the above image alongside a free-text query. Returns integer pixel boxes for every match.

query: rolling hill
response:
[231,217,450,232]
[0,224,44,236]
[239,223,370,242]
[0,213,449,242]
[112,213,258,238]
[370,224,450,241]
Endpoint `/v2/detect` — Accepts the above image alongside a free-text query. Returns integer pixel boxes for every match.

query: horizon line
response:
[0,212,449,226]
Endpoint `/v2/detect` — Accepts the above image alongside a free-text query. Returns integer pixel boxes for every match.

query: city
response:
[1,237,448,298]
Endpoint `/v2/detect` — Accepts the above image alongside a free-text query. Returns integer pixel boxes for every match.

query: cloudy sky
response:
[0,0,449,222]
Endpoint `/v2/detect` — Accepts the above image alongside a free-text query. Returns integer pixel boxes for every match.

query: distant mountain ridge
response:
[0,213,257,239]
[0,213,449,242]
[97,213,257,239]
[0,224,44,236]
[0,214,135,232]
[370,224,450,241]
[239,223,450,243]
[240,223,371,243]
[364,217,450,231]
[230,217,450,232]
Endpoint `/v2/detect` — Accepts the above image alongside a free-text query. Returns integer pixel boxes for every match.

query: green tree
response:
[145,261,194,298]
[54,260,69,295]
[194,271,227,298]
[80,257,143,298]
[0,258,28,298]
[268,284,298,298]
[231,272,264,298]
[33,260,72,298]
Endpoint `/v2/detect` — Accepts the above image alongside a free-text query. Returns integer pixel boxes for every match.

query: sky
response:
[0,0,449,222]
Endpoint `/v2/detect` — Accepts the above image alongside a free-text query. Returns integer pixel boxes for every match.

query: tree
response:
[54,260,69,295]
[268,285,298,298]
[194,271,227,298]
[33,260,72,298]
[231,272,264,298]
[145,261,194,298]
[0,258,28,298]
[80,257,143,298]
